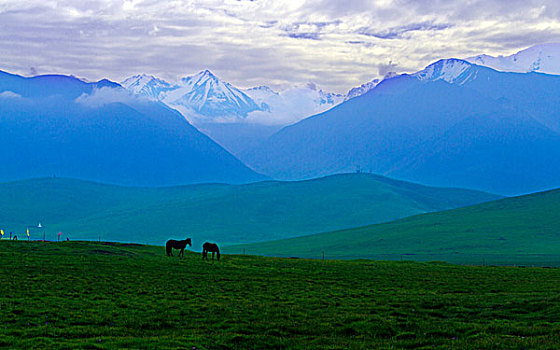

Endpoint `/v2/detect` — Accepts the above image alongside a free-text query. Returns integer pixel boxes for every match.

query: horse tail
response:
[165,241,171,256]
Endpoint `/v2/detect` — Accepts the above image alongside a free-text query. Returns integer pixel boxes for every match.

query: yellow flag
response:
[27,228,29,237]
[0,229,3,237]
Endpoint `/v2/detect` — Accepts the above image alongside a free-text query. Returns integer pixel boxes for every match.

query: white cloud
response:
[0,91,22,99]
[75,87,138,107]
[245,85,341,125]
[0,0,559,93]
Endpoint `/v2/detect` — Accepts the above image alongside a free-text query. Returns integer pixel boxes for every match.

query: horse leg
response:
[212,251,215,262]
[180,248,184,258]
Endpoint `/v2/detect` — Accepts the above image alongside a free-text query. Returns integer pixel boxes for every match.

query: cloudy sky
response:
[1,0,559,93]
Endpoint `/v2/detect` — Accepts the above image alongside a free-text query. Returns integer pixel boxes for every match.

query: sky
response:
[1,0,559,93]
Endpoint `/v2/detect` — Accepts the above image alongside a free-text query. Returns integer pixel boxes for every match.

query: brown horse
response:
[202,242,220,261]
[166,238,192,257]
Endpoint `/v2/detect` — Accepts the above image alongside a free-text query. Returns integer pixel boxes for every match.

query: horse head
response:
[186,238,192,247]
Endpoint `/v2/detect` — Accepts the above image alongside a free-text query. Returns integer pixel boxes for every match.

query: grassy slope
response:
[0,174,499,245]
[1,241,559,349]
[229,189,560,265]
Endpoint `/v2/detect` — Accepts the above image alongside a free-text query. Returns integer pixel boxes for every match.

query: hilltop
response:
[229,187,560,266]
[0,174,499,245]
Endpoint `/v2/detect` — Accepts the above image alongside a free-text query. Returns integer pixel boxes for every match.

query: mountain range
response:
[466,43,560,75]
[0,70,264,186]
[2,43,560,195]
[121,71,352,154]
[120,44,560,158]
[240,57,560,195]
[121,71,348,126]
[120,44,560,129]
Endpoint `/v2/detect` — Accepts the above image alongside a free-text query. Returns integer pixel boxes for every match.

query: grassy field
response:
[230,188,560,266]
[1,241,559,349]
[0,174,499,245]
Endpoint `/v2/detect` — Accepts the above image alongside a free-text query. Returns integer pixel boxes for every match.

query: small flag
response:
[0,229,3,237]
[58,231,61,236]
[27,228,29,237]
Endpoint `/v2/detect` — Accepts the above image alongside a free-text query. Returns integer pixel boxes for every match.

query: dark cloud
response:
[378,61,397,77]
[284,32,321,40]
[359,22,453,40]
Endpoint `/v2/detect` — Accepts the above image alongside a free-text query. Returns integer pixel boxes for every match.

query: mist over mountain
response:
[122,71,349,154]
[122,71,346,126]
[240,59,560,195]
[0,70,264,186]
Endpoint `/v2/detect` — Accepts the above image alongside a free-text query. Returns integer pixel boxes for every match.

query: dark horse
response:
[202,242,220,261]
[166,238,192,257]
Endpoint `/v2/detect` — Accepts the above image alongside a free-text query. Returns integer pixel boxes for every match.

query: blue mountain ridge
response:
[0,71,265,186]
[240,60,560,195]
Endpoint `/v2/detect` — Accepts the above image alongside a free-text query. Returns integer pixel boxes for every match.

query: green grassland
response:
[229,188,560,266]
[1,241,559,349]
[0,174,499,245]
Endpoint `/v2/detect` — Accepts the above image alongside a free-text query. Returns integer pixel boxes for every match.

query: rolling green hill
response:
[228,188,560,266]
[0,174,499,246]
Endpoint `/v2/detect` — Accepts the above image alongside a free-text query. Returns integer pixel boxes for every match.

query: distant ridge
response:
[0,174,500,245]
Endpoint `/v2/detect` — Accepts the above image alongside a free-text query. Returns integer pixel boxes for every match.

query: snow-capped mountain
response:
[466,43,560,75]
[122,71,352,126]
[121,70,262,123]
[241,57,560,195]
[121,74,173,100]
[345,78,381,101]
[413,59,478,85]
[163,70,261,121]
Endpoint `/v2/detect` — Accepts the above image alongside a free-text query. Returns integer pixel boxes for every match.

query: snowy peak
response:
[345,78,381,101]
[414,59,477,85]
[122,71,363,125]
[178,69,218,86]
[165,70,260,119]
[466,43,560,75]
[245,85,278,98]
[121,74,172,100]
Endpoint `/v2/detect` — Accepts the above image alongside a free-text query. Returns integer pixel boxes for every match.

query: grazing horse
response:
[202,242,220,261]
[166,238,192,257]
